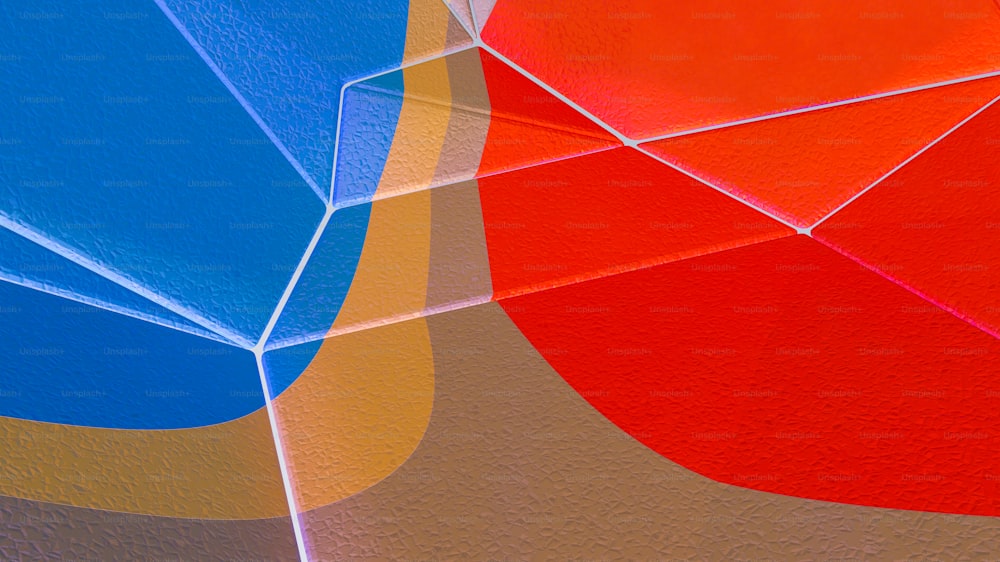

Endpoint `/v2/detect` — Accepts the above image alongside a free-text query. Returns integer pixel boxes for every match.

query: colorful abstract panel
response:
[2,1,1000,559]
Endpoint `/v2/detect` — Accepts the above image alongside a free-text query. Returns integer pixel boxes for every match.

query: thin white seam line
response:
[152,0,326,203]
[266,229,789,351]
[329,43,481,206]
[333,144,620,211]
[637,69,1000,143]
[349,81,619,142]
[329,80,350,205]
[340,43,480,93]
[469,0,498,33]
[440,0,477,41]
[477,43,629,144]
[265,294,492,351]
[255,206,334,350]
[0,273,237,347]
[253,352,309,562]
[815,240,1000,341]
[809,92,1000,231]
[468,0,480,35]
[476,41,802,233]
[0,216,251,348]
[635,147,805,233]
[469,33,997,236]
[477,1,499,32]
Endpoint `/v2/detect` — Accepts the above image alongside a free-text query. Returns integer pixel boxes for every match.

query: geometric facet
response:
[815,94,1000,336]
[501,235,1000,516]
[645,76,1000,227]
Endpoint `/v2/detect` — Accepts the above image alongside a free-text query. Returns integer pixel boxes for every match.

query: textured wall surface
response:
[3,0,1000,559]
[0,496,298,560]
[302,303,1000,560]
[482,0,1000,138]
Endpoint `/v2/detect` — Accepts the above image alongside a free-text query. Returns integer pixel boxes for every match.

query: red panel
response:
[479,147,794,299]
[482,0,1000,139]
[644,76,1000,227]
[501,236,1000,516]
[815,97,1000,337]
[477,49,620,177]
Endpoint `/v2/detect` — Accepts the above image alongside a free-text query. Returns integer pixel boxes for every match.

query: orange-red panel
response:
[644,76,1000,227]
[482,0,1000,138]
[479,147,794,299]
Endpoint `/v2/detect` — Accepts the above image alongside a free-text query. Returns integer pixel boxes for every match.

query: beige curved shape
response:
[272,318,434,512]
[264,19,498,513]
[267,54,452,511]
[272,151,438,512]
[330,56,452,330]
[266,188,445,511]
[329,190,434,332]
[329,49,492,333]
[0,409,288,519]
[301,303,1000,559]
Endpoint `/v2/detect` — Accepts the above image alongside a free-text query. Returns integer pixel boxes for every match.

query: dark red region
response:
[500,235,1000,516]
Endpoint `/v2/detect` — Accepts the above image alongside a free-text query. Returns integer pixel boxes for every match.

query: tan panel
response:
[431,48,492,188]
[273,318,434,512]
[329,57,449,332]
[329,189,433,333]
[0,409,287,519]
[0,495,298,560]
[402,0,459,63]
[426,180,492,310]
[302,302,1000,559]
[442,0,475,33]
[443,4,474,50]
[371,58,454,200]
[423,49,493,311]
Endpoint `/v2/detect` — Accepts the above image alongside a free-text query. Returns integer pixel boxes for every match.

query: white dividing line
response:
[441,0,477,41]
[635,147,805,233]
[256,36,491,560]
[329,44,481,206]
[328,79,351,205]
[468,0,498,34]
[152,0,326,203]
[472,42,803,232]
[638,70,1000,144]
[0,272,237,346]
[468,0,480,36]
[809,92,1000,231]
[265,293,492,352]
[333,144,620,211]
[0,216,251,347]
[476,43,630,145]
[253,352,310,562]
[255,206,334,350]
